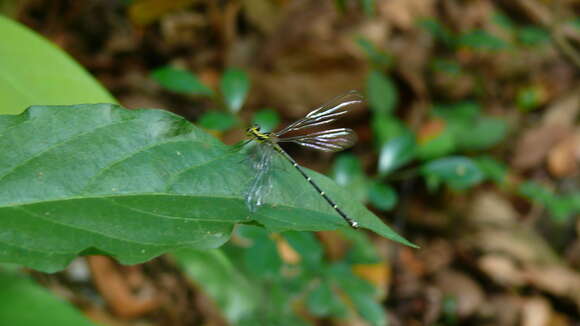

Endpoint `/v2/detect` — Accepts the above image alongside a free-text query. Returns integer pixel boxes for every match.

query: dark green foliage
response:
[367,70,398,115]
[220,68,250,113]
[519,182,580,222]
[0,269,96,326]
[151,66,213,96]
[421,156,485,191]
[252,108,281,132]
[198,111,238,131]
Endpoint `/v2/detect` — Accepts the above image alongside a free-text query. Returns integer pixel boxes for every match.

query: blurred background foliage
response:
[0,0,579,325]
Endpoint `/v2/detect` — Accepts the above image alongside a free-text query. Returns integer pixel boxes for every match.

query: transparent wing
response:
[245,143,275,212]
[273,90,364,137]
[278,128,357,152]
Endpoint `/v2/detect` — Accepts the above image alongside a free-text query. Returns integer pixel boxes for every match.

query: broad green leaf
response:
[421,156,484,191]
[0,104,413,272]
[368,182,397,211]
[0,270,95,326]
[366,71,398,115]
[252,108,280,132]
[151,66,213,96]
[378,131,416,176]
[0,16,115,114]
[172,249,256,323]
[220,68,250,113]
[330,153,368,202]
[198,111,237,131]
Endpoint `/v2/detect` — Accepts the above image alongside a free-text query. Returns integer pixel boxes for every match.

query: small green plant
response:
[519,182,580,222]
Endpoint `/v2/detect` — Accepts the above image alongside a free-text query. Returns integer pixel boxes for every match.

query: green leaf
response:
[475,156,508,185]
[378,131,416,176]
[519,182,580,222]
[151,66,213,96]
[456,117,508,151]
[421,156,484,191]
[0,16,115,114]
[518,26,551,46]
[220,68,250,113]
[417,128,456,160]
[252,108,280,132]
[329,263,385,326]
[0,104,414,272]
[243,233,282,279]
[307,281,347,317]
[372,115,407,146]
[0,270,96,326]
[341,229,382,263]
[349,291,386,326]
[366,71,398,115]
[360,0,375,17]
[516,86,543,111]
[419,19,455,47]
[492,12,515,31]
[283,232,323,270]
[433,101,480,123]
[330,153,368,202]
[356,37,392,68]
[368,182,397,211]
[432,102,508,151]
[172,249,256,323]
[198,111,237,131]
[457,29,508,51]
[430,59,462,75]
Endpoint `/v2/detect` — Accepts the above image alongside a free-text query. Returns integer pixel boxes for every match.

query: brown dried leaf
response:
[524,265,580,311]
[512,92,579,170]
[521,296,552,326]
[547,129,580,177]
[88,256,160,318]
[478,254,525,287]
[274,235,301,264]
[129,0,199,26]
[352,263,390,298]
[435,270,484,317]
[378,0,435,30]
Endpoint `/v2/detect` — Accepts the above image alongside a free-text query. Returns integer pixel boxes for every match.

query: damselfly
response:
[243,90,364,228]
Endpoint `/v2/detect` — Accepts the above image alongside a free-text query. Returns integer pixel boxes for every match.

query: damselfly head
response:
[246,125,262,137]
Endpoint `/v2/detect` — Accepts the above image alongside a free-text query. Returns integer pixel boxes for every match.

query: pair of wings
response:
[273,90,364,152]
